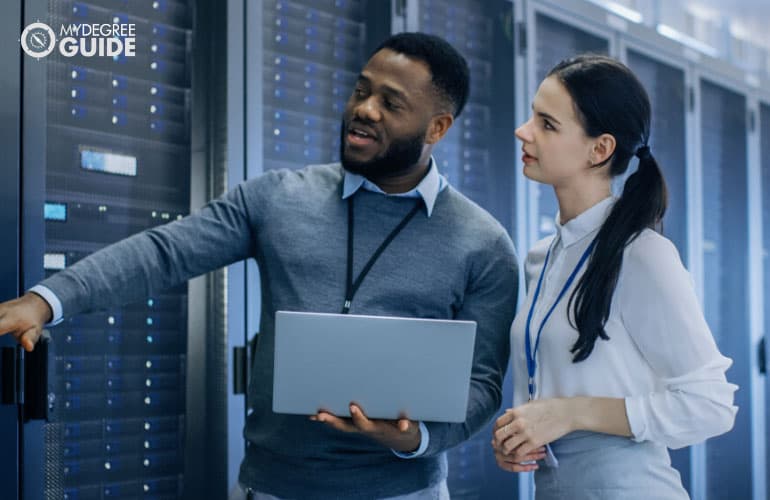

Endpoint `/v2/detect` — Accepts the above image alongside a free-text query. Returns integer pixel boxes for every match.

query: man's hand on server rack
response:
[0,293,53,352]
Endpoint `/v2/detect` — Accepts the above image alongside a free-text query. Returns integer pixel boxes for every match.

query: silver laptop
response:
[273,311,477,423]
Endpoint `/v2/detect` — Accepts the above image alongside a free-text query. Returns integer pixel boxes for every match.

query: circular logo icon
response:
[20,22,56,59]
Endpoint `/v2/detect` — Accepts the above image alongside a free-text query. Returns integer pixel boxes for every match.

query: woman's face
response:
[515,76,598,187]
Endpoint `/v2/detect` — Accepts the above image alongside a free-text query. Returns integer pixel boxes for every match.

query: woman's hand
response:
[492,396,631,469]
[492,398,574,462]
[492,446,546,473]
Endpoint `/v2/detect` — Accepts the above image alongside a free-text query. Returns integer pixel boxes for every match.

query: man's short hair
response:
[373,32,470,118]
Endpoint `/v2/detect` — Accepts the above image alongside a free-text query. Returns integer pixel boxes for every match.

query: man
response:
[0,33,518,499]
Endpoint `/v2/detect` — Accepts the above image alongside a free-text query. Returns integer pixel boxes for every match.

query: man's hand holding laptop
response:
[311,403,421,453]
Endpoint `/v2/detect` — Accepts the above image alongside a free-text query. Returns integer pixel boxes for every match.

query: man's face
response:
[340,49,438,178]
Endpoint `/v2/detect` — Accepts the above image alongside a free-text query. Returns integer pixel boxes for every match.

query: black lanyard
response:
[341,195,423,314]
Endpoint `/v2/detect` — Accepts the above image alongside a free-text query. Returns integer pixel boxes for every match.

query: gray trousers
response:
[535,431,689,500]
[229,480,449,500]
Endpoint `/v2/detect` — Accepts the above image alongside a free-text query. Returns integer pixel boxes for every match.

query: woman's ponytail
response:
[547,55,668,362]
[568,143,667,362]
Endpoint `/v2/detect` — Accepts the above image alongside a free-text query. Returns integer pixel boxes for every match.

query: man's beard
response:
[339,121,426,179]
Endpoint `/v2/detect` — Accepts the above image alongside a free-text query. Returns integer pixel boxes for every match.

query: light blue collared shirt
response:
[342,157,447,217]
[343,157,447,460]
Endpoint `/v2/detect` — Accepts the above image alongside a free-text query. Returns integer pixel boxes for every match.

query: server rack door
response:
[700,79,751,500]
[415,1,518,498]
[417,0,516,236]
[261,0,368,173]
[531,12,608,241]
[625,48,692,495]
[625,50,687,261]
[225,0,249,493]
[0,0,22,498]
[761,101,770,499]
[20,1,195,498]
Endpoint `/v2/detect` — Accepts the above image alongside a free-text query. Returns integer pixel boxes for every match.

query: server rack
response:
[417,0,516,235]
[698,75,752,500]
[261,0,367,172]
[0,1,23,498]
[38,1,193,498]
[624,50,688,258]
[0,0,228,499]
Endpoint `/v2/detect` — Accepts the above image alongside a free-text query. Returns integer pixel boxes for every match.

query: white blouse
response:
[510,197,737,449]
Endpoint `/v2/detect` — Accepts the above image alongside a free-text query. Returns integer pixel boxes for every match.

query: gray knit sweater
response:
[40,163,519,499]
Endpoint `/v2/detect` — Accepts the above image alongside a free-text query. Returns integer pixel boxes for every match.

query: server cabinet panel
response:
[419,0,516,236]
[625,50,687,259]
[22,1,194,498]
[0,0,22,497]
[700,79,751,500]
[261,0,366,173]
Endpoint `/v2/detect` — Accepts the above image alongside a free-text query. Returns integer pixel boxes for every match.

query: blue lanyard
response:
[524,237,597,400]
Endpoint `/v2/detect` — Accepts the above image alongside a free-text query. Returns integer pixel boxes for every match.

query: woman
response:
[491,54,737,499]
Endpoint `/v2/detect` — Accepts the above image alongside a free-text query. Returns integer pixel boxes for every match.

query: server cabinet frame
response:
[512,0,528,285]
[186,1,231,499]
[225,0,264,493]
[0,0,23,497]
[758,85,770,500]
[748,80,770,500]
[746,89,767,500]
[693,60,762,500]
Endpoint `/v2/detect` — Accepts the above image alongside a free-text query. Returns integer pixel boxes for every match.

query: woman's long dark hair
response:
[548,55,668,362]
